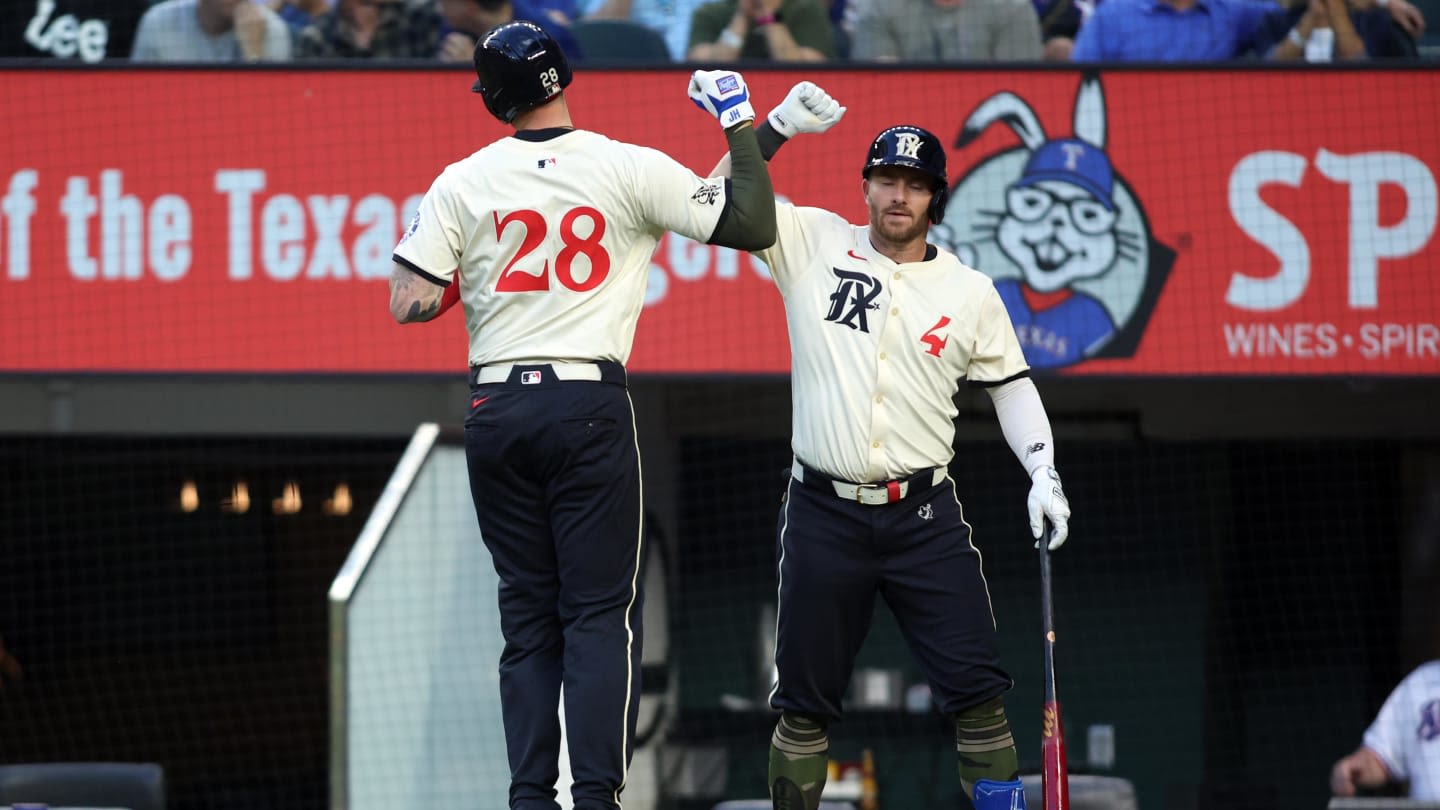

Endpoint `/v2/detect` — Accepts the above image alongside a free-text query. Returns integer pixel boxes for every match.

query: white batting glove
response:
[688,69,756,130]
[767,81,846,139]
[1028,466,1070,551]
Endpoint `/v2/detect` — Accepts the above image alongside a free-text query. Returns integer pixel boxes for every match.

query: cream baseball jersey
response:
[393,129,730,367]
[1364,661,1440,799]
[757,201,1030,484]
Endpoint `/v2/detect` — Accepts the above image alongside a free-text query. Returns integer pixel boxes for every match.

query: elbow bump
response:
[751,217,778,250]
[724,228,775,252]
[746,227,777,251]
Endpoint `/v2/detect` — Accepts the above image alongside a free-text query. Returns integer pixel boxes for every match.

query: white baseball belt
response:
[791,459,946,506]
[474,361,604,384]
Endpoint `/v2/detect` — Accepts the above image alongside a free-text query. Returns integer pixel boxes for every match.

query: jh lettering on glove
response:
[688,69,756,129]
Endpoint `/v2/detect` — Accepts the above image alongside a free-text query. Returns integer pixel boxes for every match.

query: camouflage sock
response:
[955,696,1020,797]
[769,712,830,810]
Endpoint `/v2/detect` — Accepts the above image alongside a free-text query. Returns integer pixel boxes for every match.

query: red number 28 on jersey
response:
[493,206,611,293]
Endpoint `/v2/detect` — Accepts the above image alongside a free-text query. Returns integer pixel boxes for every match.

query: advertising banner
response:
[1,68,1435,375]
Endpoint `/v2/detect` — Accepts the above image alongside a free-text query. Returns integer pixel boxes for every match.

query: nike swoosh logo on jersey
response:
[471,396,489,408]
[847,250,866,262]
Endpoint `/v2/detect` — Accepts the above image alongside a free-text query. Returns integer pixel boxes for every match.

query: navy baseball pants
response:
[771,464,1012,720]
[464,361,644,810]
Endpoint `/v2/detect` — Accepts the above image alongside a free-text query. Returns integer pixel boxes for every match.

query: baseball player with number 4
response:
[388,21,774,810]
[711,83,1072,810]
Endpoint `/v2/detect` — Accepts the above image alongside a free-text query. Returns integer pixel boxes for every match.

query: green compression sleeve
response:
[707,121,776,251]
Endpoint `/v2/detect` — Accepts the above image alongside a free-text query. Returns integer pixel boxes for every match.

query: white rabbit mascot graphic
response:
[935,75,1174,369]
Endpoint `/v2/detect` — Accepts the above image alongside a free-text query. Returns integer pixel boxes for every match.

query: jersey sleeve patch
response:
[397,209,421,245]
[690,180,724,207]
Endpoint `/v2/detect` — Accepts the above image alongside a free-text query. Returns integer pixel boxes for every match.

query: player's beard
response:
[869,202,929,247]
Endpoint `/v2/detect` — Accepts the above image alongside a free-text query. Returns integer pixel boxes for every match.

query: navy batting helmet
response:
[471,21,573,124]
[862,125,949,224]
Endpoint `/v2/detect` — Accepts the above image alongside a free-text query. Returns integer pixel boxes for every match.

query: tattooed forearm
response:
[389,263,446,324]
[403,296,441,322]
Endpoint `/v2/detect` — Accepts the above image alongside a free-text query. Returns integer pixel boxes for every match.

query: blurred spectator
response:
[850,0,1042,61]
[827,0,853,56]
[529,0,584,22]
[132,0,293,60]
[267,0,335,32]
[1383,0,1427,37]
[1331,660,1440,800]
[1262,0,1419,57]
[296,0,442,58]
[0,0,146,61]
[436,0,584,63]
[687,0,836,61]
[578,0,710,60]
[1069,0,1278,60]
[1031,0,1096,59]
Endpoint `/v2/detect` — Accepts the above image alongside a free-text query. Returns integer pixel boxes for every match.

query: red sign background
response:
[0,69,1435,375]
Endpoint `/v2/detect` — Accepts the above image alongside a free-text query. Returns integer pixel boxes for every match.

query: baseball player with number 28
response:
[710,83,1072,810]
[388,21,775,810]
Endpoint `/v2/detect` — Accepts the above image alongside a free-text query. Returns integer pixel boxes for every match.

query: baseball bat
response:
[1039,520,1070,810]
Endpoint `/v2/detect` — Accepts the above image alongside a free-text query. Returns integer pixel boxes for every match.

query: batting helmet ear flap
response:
[929,184,949,225]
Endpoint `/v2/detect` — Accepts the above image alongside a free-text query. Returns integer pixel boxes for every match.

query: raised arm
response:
[687,70,777,251]
[708,80,847,178]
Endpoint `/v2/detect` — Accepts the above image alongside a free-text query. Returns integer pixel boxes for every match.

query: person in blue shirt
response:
[1070,0,1279,59]
[1071,0,1421,58]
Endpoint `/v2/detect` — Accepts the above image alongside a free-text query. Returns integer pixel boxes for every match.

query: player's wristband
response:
[437,279,461,316]
[1287,28,1305,46]
[755,120,787,161]
[754,10,784,26]
[719,27,743,48]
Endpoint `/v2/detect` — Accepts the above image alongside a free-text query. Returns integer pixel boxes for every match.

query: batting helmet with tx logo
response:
[863,125,950,224]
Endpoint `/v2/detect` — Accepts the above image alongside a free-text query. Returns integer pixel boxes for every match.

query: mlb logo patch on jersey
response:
[398,209,421,244]
[716,75,740,95]
[521,370,543,384]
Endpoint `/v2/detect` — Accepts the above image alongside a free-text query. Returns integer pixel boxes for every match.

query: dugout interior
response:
[1,374,1437,810]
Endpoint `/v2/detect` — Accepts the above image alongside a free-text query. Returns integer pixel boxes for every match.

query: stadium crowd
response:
[0,0,1428,63]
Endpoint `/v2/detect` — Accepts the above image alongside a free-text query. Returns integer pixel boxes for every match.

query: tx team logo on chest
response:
[824,268,882,332]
